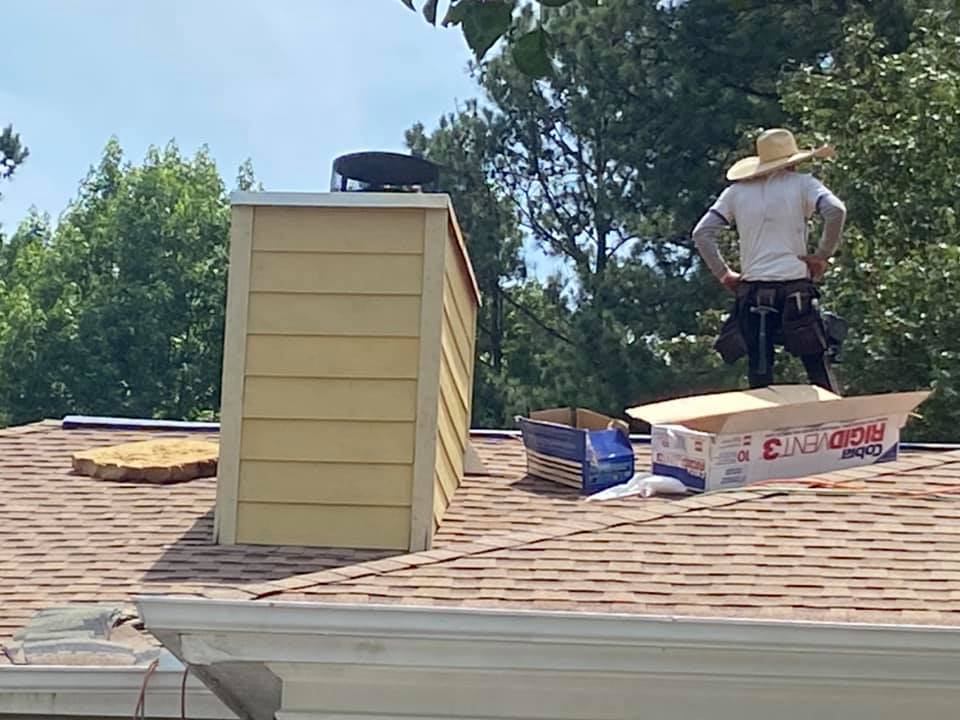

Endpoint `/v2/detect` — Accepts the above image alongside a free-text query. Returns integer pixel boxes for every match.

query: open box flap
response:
[530,407,577,426]
[528,407,629,435]
[717,390,930,434]
[627,385,840,434]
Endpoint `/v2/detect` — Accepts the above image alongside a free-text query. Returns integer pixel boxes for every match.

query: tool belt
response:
[714,279,829,363]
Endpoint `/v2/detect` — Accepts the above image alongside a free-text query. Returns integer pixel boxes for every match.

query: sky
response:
[1,1,481,229]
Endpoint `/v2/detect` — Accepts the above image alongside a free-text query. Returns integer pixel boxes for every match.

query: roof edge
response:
[0,666,233,718]
[136,596,960,655]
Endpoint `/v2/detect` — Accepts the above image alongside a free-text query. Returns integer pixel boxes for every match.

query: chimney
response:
[214,154,479,552]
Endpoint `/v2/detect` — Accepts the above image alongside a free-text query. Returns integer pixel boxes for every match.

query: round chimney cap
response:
[332,151,440,189]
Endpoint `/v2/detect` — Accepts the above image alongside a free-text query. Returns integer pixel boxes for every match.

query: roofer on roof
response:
[692,128,847,392]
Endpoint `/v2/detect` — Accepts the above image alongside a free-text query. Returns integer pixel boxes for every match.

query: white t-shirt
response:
[711,171,831,282]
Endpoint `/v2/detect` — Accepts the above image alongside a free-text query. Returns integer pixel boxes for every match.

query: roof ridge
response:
[241,488,782,600]
[0,419,60,437]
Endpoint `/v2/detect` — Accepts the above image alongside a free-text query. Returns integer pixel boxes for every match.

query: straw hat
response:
[727,128,835,182]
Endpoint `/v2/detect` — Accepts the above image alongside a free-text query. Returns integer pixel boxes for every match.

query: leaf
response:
[423,0,439,25]
[462,1,514,61]
[538,0,576,5]
[512,27,553,77]
[443,0,470,26]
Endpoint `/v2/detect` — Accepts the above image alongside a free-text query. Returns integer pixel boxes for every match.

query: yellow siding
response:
[247,293,421,337]
[239,461,412,506]
[243,377,417,422]
[250,251,423,295]
[445,258,478,351]
[440,329,471,413]
[438,360,469,432]
[252,207,425,254]
[438,394,466,464]
[241,419,414,465]
[443,283,474,380]
[432,473,448,524]
[220,200,478,551]
[437,409,462,491]
[236,502,410,549]
[245,335,419,379]
[443,323,472,412]
[431,227,479,527]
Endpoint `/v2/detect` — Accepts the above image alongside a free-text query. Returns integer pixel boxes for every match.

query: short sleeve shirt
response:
[711,171,830,281]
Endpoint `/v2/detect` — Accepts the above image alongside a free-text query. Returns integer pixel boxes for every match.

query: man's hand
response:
[721,270,741,293]
[800,255,829,281]
[813,144,837,161]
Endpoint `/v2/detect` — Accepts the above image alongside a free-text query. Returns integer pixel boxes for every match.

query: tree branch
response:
[500,289,576,348]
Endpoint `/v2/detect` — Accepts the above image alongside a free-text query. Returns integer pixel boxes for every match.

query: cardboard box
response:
[517,408,635,494]
[627,385,929,492]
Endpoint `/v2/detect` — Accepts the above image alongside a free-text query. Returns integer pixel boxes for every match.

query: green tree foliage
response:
[0,125,29,189]
[782,10,960,439]
[404,0,960,441]
[400,0,583,76]
[1,0,956,443]
[0,139,243,425]
[407,103,578,425]
[0,124,29,248]
[457,0,849,408]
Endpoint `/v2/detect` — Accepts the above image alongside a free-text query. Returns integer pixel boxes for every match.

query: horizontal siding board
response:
[240,419,414,464]
[443,286,473,378]
[438,361,468,432]
[247,293,420,337]
[243,377,417,421]
[236,502,410,549]
[434,466,452,506]
[440,332,471,413]
[443,280,474,362]
[438,399,466,463]
[252,206,425,254]
[438,383,467,461]
[432,474,447,526]
[444,248,477,340]
[250,252,423,295]
[238,461,412,506]
[436,430,460,498]
[245,335,419,379]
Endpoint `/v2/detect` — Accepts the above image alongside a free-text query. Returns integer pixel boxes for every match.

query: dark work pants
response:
[740,281,836,393]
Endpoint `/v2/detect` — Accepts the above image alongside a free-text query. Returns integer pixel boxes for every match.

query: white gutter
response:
[137,596,960,687]
[0,666,235,718]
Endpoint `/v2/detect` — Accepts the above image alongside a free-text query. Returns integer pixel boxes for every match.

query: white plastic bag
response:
[587,473,689,501]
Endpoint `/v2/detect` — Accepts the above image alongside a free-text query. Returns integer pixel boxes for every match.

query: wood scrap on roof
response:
[71,438,219,483]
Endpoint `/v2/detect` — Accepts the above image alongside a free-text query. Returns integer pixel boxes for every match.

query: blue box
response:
[517,408,635,494]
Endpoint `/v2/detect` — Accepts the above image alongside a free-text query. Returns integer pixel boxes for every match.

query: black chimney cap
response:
[332,151,440,191]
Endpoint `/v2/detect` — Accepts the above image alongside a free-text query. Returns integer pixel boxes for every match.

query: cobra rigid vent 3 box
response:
[627,385,929,492]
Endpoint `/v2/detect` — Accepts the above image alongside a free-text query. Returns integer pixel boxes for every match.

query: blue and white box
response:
[517,408,635,494]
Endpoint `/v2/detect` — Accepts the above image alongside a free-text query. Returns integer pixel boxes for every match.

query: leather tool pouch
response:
[781,285,828,356]
[714,311,748,364]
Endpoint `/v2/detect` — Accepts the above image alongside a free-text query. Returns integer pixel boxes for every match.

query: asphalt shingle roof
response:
[3,419,960,653]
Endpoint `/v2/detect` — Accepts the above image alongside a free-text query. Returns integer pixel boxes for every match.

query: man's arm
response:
[814,192,846,260]
[801,186,847,280]
[693,209,733,280]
